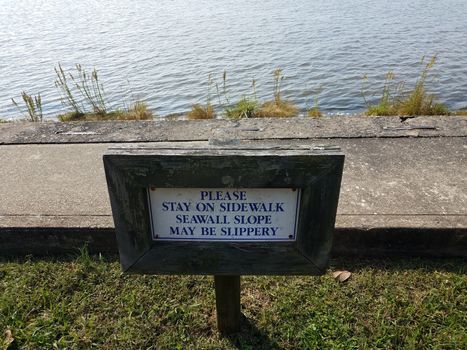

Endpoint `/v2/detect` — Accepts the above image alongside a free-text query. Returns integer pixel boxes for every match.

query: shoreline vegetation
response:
[362,56,450,117]
[4,56,467,123]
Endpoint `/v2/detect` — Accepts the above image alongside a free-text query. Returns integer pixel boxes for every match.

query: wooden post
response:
[214,275,241,334]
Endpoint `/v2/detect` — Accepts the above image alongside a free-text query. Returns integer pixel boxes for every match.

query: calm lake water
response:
[1,0,467,119]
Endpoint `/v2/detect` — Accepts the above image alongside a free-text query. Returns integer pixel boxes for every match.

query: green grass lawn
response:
[1,253,465,349]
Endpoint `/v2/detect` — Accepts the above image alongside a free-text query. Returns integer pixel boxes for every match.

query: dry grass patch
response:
[186,103,215,120]
[307,107,323,118]
[58,101,153,121]
[452,108,467,116]
[255,69,299,118]
[256,100,298,118]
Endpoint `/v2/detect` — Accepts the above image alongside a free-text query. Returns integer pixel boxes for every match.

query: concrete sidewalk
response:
[1,116,466,256]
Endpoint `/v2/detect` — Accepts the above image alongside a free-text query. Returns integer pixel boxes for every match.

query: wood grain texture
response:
[215,276,241,334]
[104,143,344,275]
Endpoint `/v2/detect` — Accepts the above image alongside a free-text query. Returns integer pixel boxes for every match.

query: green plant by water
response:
[220,72,260,119]
[187,74,216,119]
[305,85,324,118]
[363,55,450,116]
[12,91,43,122]
[256,69,299,118]
[54,63,107,115]
[54,63,152,121]
[215,69,301,119]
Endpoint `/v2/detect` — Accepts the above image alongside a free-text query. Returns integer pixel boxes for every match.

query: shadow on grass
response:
[224,314,285,350]
[0,252,120,264]
[330,257,465,274]
[0,252,464,274]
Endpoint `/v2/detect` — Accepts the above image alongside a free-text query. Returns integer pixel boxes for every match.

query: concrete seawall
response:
[1,116,466,257]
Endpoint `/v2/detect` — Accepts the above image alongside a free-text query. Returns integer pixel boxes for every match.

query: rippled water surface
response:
[1,0,466,119]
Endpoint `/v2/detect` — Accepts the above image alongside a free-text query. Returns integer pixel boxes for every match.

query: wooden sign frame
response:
[103,144,344,276]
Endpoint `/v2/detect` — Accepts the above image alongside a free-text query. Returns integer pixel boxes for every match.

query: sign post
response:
[104,143,344,334]
[215,275,241,333]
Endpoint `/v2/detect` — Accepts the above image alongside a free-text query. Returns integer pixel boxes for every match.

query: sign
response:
[103,143,344,276]
[148,188,301,242]
[104,142,344,335]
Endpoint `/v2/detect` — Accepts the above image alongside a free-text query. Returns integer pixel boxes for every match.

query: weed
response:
[122,101,153,120]
[364,56,450,116]
[225,97,259,119]
[216,70,255,115]
[57,111,85,121]
[12,91,43,122]
[74,64,107,114]
[55,63,107,114]
[256,69,299,118]
[307,107,322,118]
[54,63,153,121]
[272,68,283,104]
[453,107,467,116]
[252,78,258,101]
[428,102,450,115]
[221,70,231,107]
[398,56,448,115]
[187,74,216,119]
[58,101,153,121]
[363,71,400,116]
[256,100,298,118]
[306,87,323,118]
[221,75,260,119]
[215,70,230,112]
[76,246,93,268]
[54,63,82,114]
[187,103,215,119]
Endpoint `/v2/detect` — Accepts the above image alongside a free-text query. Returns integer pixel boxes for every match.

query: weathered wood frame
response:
[103,145,344,275]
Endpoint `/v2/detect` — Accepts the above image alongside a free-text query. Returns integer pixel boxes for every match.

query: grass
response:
[256,100,299,118]
[58,101,153,121]
[364,56,450,116]
[187,74,216,120]
[220,72,260,119]
[225,97,259,119]
[307,107,322,118]
[54,64,152,121]
[186,103,215,120]
[256,69,299,118]
[452,108,467,116]
[55,63,106,115]
[306,89,324,118]
[11,91,43,122]
[212,69,299,119]
[1,254,465,349]
[307,97,323,118]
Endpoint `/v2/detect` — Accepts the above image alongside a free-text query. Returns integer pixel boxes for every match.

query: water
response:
[1,0,466,120]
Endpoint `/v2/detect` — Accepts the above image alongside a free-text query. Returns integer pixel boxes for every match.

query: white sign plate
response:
[148,188,301,242]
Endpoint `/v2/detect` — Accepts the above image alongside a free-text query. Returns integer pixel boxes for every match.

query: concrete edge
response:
[1,116,466,144]
[1,227,465,258]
